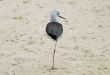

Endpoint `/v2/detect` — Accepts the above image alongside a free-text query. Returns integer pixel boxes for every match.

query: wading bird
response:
[46,10,66,70]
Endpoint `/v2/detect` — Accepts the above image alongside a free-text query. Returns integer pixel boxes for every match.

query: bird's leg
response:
[52,49,55,69]
[52,40,57,70]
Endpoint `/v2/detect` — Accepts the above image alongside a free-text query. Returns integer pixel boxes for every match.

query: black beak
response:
[59,16,66,19]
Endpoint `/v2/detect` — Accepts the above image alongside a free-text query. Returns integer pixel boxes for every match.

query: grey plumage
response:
[46,22,63,40]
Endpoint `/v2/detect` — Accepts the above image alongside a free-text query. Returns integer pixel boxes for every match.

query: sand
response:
[0,0,110,75]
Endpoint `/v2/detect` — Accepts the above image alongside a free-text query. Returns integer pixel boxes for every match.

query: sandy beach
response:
[0,0,110,75]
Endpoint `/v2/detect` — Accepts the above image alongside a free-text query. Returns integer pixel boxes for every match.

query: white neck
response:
[50,14,58,22]
[50,10,59,22]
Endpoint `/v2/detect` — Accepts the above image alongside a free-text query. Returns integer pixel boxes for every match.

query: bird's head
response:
[50,10,66,22]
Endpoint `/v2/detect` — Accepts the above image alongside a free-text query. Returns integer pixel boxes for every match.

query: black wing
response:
[46,22,63,40]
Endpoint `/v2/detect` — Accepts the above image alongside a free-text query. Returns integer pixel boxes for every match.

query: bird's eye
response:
[57,13,59,15]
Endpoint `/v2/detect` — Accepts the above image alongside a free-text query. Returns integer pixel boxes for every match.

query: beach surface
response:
[0,0,110,75]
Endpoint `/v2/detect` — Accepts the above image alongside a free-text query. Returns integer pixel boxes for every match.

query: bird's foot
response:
[52,66,55,70]
[48,67,58,71]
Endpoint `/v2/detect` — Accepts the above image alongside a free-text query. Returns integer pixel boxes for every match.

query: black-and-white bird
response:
[46,10,66,70]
